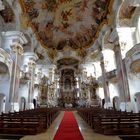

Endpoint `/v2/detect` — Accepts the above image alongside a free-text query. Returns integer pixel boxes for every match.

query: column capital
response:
[22,52,38,67]
[28,58,36,69]
[11,42,24,55]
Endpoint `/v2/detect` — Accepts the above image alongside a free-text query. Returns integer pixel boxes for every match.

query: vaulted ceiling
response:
[57,58,79,70]
[0,0,14,23]
[19,0,113,59]
[15,0,114,79]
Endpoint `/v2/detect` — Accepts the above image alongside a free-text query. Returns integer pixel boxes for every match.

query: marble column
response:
[28,58,36,109]
[113,44,130,105]
[10,42,23,111]
[100,54,110,103]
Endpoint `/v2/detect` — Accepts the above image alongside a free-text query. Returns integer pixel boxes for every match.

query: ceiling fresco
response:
[119,4,136,19]
[130,59,140,73]
[0,0,15,23]
[20,0,113,52]
[57,58,79,69]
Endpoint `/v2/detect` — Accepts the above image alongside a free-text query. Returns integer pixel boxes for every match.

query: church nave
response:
[1,0,140,139]
[20,111,121,140]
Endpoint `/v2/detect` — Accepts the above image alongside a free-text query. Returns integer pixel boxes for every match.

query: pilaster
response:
[10,42,23,111]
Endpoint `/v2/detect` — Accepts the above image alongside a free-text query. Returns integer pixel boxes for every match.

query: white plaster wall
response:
[97,87,104,100]
[102,49,116,72]
[127,76,140,112]
[0,79,10,97]
[33,87,39,99]
[125,44,140,112]
[117,27,135,59]
[0,75,11,112]
[1,37,12,51]
[18,83,29,109]
[109,82,119,103]
[135,16,140,44]
[0,49,13,112]
[134,92,140,112]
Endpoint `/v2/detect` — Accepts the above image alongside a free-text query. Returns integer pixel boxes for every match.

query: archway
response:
[0,62,10,113]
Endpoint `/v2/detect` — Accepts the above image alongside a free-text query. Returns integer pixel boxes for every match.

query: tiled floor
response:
[20,111,121,140]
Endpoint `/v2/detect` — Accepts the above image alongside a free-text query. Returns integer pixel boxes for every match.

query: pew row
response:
[77,108,140,135]
[0,107,60,135]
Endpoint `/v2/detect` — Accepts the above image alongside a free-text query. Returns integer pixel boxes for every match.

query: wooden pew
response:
[0,116,45,134]
[93,115,140,135]
[0,107,60,135]
[77,107,140,135]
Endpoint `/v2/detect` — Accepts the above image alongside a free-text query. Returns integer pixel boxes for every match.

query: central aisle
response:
[20,111,121,140]
[53,111,84,140]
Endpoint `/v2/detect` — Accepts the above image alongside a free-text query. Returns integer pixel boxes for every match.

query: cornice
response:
[1,31,28,45]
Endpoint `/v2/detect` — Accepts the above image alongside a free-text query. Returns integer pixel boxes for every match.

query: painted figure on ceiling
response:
[24,0,35,12]
[61,9,72,21]
[0,1,15,23]
[81,0,88,12]
[44,22,54,44]
[28,8,39,19]
[21,0,112,52]
[59,0,72,4]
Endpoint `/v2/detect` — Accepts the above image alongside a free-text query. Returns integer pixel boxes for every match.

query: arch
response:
[0,61,10,113]
[0,61,10,84]
[102,49,116,72]
[116,1,140,27]
[57,57,79,69]
[0,48,12,76]
[54,49,82,63]
[116,1,125,27]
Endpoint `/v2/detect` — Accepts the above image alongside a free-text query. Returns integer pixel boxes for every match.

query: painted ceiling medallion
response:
[20,0,112,51]
[119,4,136,19]
[130,59,140,73]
